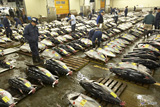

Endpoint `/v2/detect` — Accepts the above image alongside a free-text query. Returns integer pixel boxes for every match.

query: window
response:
[56,1,60,4]
[61,1,65,4]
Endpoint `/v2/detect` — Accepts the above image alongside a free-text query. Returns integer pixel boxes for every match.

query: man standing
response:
[114,8,119,24]
[155,8,160,29]
[143,11,154,37]
[68,13,76,32]
[23,17,42,64]
[134,6,136,12]
[124,6,128,17]
[3,14,12,39]
[89,29,102,48]
[96,11,107,30]
[14,17,23,28]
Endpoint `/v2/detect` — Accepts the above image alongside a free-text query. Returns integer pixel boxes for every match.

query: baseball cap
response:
[68,13,71,16]
[31,17,38,24]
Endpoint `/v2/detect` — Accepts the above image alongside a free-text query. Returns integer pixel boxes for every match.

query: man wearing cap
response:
[68,13,76,32]
[96,11,107,30]
[155,8,160,29]
[23,17,41,64]
[143,11,154,38]
[89,29,102,48]
[3,14,12,39]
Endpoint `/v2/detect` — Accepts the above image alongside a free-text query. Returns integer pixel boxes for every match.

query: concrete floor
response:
[0,35,160,107]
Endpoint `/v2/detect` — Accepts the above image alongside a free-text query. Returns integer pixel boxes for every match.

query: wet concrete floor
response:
[0,34,160,107]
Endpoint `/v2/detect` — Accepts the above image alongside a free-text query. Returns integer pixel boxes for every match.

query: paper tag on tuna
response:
[132,63,137,66]
[64,51,67,54]
[42,44,45,46]
[155,48,159,52]
[63,65,67,69]
[55,53,59,56]
[90,50,94,52]
[0,89,4,91]
[25,83,31,87]
[2,96,10,103]
[119,62,123,64]
[44,35,47,37]
[101,55,105,58]
[76,34,78,37]
[121,43,124,45]
[46,72,51,77]
[110,92,117,98]
[108,43,111,45]
[49,42,52,44]
[80,99,87,106]
[144,44,149,48]
[99,83,103,86]
[46,49,49,52]
[98,48,102,50]
[6,62,10,65]
[105,46,108,48]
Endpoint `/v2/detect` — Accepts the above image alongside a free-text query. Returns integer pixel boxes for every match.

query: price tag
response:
[132,63,137,66]
[101,55,105,58]
[55,53,59,57]
[80,99,87,106]
[144,44,149,48]
[63,50,67,54]
[25,83,31,87]
[46,72,51,77]
[2,96,10,103]
[63,65,67,69]
[110,92,117,98]
[6,62,10,65]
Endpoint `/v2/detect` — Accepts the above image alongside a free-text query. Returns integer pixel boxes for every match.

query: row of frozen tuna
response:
[85,27,144,62]
[0,58,73,106]
[0,79,125,107]
[110,35,160,84]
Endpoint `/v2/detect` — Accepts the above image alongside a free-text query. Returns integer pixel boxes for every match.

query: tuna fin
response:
[38,79,45,86]
[19,89,24,94]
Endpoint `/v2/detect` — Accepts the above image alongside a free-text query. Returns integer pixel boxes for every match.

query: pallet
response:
[6,78,43,105]
[3,47,20,56]
[62,56,90,71]
[17,50,32,57]
[83,77,127,107]
[88,57,110,65]
[0,41,22,48]
[113,76,150,88]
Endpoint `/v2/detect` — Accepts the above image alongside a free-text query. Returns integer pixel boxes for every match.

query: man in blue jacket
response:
[96,11,107,30]
[14,17,23,28]
[23,17,42,64]
[155,8,160,29]
[124,6,128,17]
[3,14,12,39]
[89,29,102,48]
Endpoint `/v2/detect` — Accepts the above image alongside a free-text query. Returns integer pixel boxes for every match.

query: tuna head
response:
[0,89,15,107]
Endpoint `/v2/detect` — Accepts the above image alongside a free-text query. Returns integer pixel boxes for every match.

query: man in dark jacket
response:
[143,11,155,37]
[96,11,107,30]
[89,29,102,48]
[155,8,160,29]
[23,17,42,64]
[9,7,14,18]
[14,17,23,28]
[124,6,128,17]
[3,14,12,39]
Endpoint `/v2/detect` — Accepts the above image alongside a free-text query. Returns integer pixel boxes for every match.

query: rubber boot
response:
[37,56,44,65]
[98,42,100,47]
[92,43,96,48]
[32,55,38,63]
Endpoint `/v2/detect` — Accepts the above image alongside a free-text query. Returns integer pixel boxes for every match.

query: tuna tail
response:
[66,71,73,76]
[52,79,59,87]
[28,87,36,94]
[120,101,126,107]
